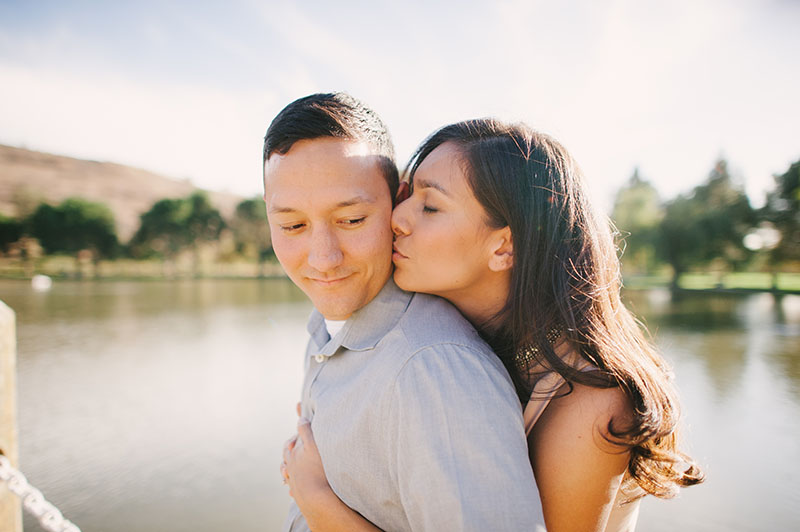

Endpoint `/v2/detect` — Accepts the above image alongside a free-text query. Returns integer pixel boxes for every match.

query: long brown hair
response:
[407,119,704,499]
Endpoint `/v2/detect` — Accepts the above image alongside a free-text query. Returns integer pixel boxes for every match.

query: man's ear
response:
[488,226,513,272]
[395,181,410,206]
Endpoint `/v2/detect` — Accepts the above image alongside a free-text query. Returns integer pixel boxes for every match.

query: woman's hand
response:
[283,417,334,510]
[281,416,383,532]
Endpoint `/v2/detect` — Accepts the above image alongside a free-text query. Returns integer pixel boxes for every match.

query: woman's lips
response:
[392,245,408,261]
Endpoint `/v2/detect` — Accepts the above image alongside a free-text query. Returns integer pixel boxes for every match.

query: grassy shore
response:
[0,256,287,280]
[2,256,800,293]
[623,272,800,293]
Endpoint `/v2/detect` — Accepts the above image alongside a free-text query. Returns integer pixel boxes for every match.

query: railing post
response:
[0,301,21,532]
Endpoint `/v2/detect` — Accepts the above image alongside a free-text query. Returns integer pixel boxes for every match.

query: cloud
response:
[1,0,797,210]
[0,62,277,196]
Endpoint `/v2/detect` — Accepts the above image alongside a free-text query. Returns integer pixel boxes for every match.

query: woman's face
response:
[391,142,508,303]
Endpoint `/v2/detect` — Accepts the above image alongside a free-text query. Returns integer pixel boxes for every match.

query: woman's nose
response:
[391,201,411,237]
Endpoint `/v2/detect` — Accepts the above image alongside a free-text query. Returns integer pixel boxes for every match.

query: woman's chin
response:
[393,270,441,298]
[392,269,409,290]
[392,268,419,293]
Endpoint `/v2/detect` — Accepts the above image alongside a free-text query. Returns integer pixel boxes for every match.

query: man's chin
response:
[316,305,356,321]
[309,292,359,321]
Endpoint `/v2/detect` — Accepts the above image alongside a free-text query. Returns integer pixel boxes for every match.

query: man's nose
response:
[307,227,344,272]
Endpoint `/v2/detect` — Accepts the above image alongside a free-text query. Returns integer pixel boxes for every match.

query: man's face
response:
[264,138,394,320]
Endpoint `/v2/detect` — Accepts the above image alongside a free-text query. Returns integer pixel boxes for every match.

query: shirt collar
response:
[306,277,412,357]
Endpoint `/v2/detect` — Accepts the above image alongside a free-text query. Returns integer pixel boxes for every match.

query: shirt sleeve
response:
[387,344,547,532]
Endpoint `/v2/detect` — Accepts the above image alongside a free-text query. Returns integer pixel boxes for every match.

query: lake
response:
[1,279,798,531]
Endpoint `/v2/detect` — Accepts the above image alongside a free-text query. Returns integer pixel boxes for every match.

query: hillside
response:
[0,144,247,241]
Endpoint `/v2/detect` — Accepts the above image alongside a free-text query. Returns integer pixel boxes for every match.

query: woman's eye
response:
[341,217,366,226]
[423,205,438,214]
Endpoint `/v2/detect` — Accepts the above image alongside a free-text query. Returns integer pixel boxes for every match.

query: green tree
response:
[185,192,225,275]
[611,168,664,273]
[231,197,273,273]
[129,192,225,276]
[29,198,119,258]
[763,160,800,266]
[658,159,755,288]
[129,197,192,259]
[0,213,23,253]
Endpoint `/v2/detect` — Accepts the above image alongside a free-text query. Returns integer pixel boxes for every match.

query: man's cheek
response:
[272,237,297,269]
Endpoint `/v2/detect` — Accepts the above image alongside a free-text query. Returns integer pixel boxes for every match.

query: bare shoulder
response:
[531,376,635,454]
[554,380,632,423]
[527,350,636,530]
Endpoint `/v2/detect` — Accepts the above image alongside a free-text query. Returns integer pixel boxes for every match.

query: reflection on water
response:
[626,290,800,402]
[1,280,798,532]
[2,279,312,532]
[624,289,800,531]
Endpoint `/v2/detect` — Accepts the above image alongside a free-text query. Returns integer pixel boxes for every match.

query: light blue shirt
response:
[283,278,545,531]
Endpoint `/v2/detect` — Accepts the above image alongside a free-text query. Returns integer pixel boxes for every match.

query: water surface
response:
[1,280,798,531]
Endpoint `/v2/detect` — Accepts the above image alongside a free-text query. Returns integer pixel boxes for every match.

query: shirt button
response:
[315,354,326,363]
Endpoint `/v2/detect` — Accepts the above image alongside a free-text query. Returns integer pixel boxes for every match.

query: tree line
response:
[1,156,797,283]
[611,157,799,287]
[0,191,272,274]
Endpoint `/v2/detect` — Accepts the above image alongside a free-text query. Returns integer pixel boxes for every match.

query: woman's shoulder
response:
[533,376,635,452]
[527,343,633,438]
[527,361,637,531]
[557,380,632,421]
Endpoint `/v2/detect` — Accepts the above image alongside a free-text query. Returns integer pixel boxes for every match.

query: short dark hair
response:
[263,92,399,199]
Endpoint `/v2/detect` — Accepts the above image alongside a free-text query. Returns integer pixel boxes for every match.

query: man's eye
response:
[341,217,366,226]
[280,223,305,232]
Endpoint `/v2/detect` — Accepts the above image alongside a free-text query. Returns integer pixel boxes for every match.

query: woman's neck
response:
[443,273,510,334]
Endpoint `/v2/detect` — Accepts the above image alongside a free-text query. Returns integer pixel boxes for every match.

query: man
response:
[263,93,544,531]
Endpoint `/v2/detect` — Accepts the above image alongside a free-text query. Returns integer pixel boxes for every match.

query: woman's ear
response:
[488,226,513,272]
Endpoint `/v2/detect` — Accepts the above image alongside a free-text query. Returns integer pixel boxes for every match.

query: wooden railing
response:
[0,300,21,532]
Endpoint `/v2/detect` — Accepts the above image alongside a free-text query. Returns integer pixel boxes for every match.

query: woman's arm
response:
[284,418,382,532]
[528,381,633,532]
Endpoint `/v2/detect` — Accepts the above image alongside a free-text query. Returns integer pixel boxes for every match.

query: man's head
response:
[263,92,399,200]
[263,93,398,320]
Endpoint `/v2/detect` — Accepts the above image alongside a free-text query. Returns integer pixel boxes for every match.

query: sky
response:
[0,0,798,211]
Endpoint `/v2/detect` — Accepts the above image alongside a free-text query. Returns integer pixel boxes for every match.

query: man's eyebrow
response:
[335,195,376,208]
[414,179,451,197]
[268,195,376,214]
[268,205,297,214]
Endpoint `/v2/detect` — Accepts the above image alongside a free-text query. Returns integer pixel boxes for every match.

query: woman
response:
[282,119,704,531]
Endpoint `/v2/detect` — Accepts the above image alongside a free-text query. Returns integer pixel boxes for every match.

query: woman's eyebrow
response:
[414,178,451,197]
